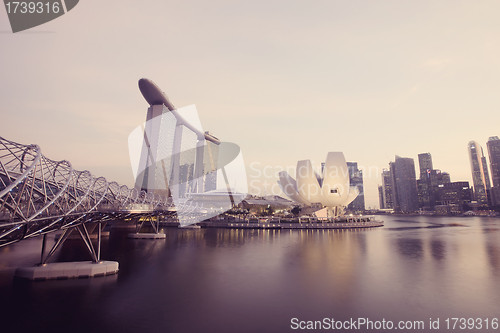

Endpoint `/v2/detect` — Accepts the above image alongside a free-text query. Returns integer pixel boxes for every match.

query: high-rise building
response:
[417,153,433,209]
[389,162,399,211]
[378,185,384,209]
[441,172,451,184]
[381,169,393,209]
[428,169,450,208]
[416,152,452,211]
[136,79,221,199]
[203,134,220,192]
[418,153,433,179]
[468,141,491,206]
[487,136,500,187]
[487,136,500,207]
[391,156,419,213]
[417,179,427,208]
[347,162,365,212]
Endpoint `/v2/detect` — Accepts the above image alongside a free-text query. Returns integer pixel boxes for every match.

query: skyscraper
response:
[418,153,433,179]
[468,141,491,206]
[487,136,500,207]
[378,185,384,209]
[347,162,365,212]
[428,169,450,208]
[389,162,399,211]
[381,169,393,209]
[136,79,221,199]
[203,132,220,192]
[487,137,500,186]
[417,153,433,209]
[391,156,419,213]
[416,152,452,211]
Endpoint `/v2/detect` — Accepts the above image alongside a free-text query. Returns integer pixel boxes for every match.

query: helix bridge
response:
[0,136,184,265]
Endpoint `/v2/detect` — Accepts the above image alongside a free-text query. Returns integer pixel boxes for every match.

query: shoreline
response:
[197,221,384,229]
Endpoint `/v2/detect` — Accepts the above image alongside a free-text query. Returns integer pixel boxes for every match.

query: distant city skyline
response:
[378,151,476,214]
[2,1,500,208]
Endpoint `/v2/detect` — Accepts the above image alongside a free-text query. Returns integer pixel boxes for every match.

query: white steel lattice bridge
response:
[0,136,202,264]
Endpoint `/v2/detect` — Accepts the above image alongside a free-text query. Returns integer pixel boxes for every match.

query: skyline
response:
[2,1,500,207]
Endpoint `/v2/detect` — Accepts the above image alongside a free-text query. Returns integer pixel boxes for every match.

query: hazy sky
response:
[2,0,500,208]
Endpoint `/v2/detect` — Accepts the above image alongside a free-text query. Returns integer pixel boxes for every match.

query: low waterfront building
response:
[238,196,293,215]
[438,181,472,210]
[435,204,462,216]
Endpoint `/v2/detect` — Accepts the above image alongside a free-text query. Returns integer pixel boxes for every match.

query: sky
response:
[1,0,500,208]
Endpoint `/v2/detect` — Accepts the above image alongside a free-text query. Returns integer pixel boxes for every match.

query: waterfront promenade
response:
[198,220,384,229]
[156,215,384,230]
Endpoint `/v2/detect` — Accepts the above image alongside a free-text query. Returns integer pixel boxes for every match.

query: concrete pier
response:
[15,261,119,281]
[127,233,166,239]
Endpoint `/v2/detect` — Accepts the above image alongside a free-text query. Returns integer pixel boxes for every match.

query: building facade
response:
[438,181,472,207]
[378,185,384,209]
[418,153,433,179]
[435,181,472,215]
[468,141,491,207]
[416,153,451,211]
[417,153,433,210]
[346,162,365,213]
[391,156,419,213]
[381,169,393,209]
[487,136,500,207]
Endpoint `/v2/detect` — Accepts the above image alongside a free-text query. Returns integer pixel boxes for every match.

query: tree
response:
[291,206,301,216]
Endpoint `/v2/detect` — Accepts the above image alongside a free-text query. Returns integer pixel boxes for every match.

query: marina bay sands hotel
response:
[136,78,220,199]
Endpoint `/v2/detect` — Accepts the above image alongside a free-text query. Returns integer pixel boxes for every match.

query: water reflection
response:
[0,216,499,332]
[430,238,446,261]
[480,221,500,277]
[396,238,424,259]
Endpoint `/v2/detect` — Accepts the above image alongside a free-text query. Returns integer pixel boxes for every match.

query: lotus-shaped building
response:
[277,152,358,217]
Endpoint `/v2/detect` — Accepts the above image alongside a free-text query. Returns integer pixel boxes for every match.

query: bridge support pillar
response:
[15,261,119,281]
[128,214,166,239]
[15,223,119,281]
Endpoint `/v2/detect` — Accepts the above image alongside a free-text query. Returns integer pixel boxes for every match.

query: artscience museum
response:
[277,152,359,218]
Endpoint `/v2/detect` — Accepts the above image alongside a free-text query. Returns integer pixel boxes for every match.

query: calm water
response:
[0,215,499,333]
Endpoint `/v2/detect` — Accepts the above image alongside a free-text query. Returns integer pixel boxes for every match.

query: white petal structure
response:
[277,172,311,206]
[278,152,358,217]
[296,160,329,206]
